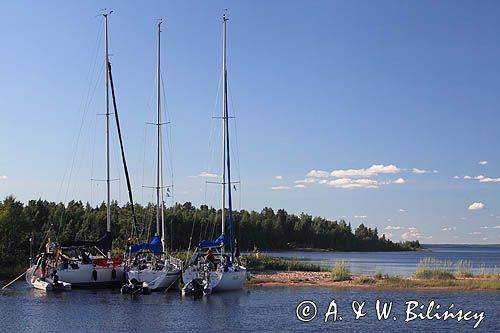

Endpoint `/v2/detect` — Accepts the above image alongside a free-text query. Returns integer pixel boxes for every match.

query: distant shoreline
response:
[259,247,424,252]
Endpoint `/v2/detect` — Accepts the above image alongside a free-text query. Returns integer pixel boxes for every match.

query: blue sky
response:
[1,1,500,244]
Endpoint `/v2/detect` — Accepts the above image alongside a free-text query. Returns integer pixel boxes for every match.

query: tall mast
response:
[223,14,235,262]
[156,20,162,245]
[104,12,112,259]
[221,14,227,248]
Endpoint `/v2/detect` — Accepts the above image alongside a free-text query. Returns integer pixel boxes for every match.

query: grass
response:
[246,257,500,291]
[455,260,473,278]
[331,260,351,281]
[415,258,455,279]
[357,275,500,290]
[243,255,322,272]
[358,276,376,284]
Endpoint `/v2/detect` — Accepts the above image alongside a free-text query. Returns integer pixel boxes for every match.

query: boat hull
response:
[55,263,124,288]
[31,278,71,291]
[213,267,246,291]
[182,265,247,292]
[127,268,181,291]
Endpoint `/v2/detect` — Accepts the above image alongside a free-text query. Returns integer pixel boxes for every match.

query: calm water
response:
[1,245,499,332]
[263,244,500,276]
[0,282,498,332]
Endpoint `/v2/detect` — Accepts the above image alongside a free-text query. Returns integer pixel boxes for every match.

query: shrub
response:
[373,270,383,280]
[331,260,351,281]
[359,277,376,284]
[243,255,321,272]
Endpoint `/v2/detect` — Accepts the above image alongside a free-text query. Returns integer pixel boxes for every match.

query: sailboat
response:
[182,14,247,294]
[26,12,126,288]
[125,20,182,291]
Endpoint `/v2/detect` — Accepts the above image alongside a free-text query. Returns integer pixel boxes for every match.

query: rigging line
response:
[159,75,176,251]
[64,24,103,195]
[107,61,138,235]
[159,98,168,251]
[57,24,103,201]
[145,191,155,242]
[63,57,104,204]
[227,81,243,210]
[160,72,174,183]
[170,184,174,251]
[140,125,147,209]
[90,113,98,196]
[205,71,223,193]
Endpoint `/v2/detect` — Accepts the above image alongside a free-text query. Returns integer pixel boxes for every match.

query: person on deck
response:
[40,254,48,281]
[45,238,55,257]
[234,239,240,264]
[204,249,216,270]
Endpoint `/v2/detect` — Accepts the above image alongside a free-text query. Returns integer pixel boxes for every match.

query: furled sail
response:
[130,234,162,254]
[59,232,112,253]
[199,234,227,249]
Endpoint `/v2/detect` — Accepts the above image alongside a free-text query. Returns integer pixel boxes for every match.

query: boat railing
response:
[168,255,183,271]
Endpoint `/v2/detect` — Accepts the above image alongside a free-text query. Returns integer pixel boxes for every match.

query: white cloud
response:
[479,161,488,165]
[382,233,393,238]
[479,177,500,183]
[463,175,472,179]
[354,215,367,219]
[493,225,500,229]
[468,231,481,235]
[385,225,404,230]
[398,208,405,212]
[270,186,291,190]
[322,178,379,189]
[294,178,317,184]
[293,184,306,189]
[453,175,460,179]
[191,171,219,178]
[401,231,421,239]
[306,170,330,178]
[305,164,406,189]
[480,226,489,229]
[0,175,6,180]
[330,164,400,178]
[475,175,485,180]
[393,178,406,184]
[412,168,429,174]
[468,202,485,210]
[442,227,457,231]
[482,237,489,241]
[274,175,283,180]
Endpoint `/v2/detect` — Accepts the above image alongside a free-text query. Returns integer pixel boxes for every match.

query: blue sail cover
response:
[130,234,162,254]
[199,234,226,249]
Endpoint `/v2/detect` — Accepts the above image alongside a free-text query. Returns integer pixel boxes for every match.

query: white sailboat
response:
[125,20,182,291]
[26,12,125,288]
[182,14,247,294]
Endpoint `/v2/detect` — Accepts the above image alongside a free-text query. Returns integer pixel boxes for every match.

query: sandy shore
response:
[247,271,500,291]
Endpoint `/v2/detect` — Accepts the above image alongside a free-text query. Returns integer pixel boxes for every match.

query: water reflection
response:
[263,244,500,276]
[0,281,498,332]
